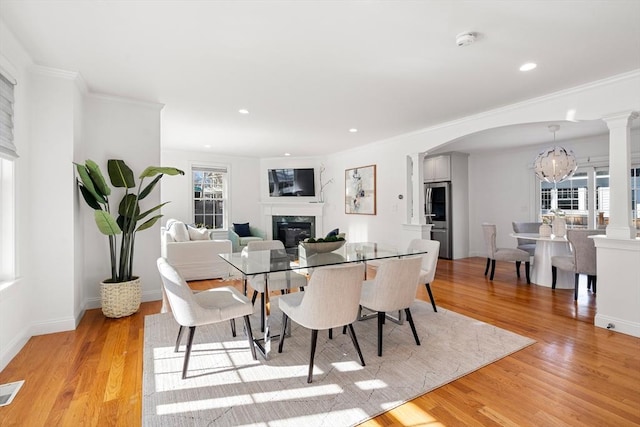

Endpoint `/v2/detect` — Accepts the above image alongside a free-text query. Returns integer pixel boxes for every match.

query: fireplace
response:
[272,216,316,249]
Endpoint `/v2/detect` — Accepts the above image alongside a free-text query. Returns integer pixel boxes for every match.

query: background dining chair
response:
[156,257,257,379]
[360,256,423,356]
[366,239,440,312]
[277,263,366,383]
[511,221,541,256]
[482,223,531,284]
[551,229,601,300]
[246,240,308,331]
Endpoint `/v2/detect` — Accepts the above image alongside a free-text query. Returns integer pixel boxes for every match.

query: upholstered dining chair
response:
[246,240,308,332]
[482,223,531,284]
[359,256,423,357]
[511,221,541,256]
[277,263,366,383]
[156,257,257,379]
[551,229,601,300]
[366,239,440,312]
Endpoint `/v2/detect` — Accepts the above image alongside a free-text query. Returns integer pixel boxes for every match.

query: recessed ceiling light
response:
[204,144,211,148]
[519,62,537,72]
[284,153,291,156]
[238,109,249,114]
[349,128,358,133]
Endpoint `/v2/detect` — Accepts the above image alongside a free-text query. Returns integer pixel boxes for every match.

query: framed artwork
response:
[345,164,376,215]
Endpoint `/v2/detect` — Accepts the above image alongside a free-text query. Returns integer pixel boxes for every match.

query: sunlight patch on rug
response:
[143,299,534,426]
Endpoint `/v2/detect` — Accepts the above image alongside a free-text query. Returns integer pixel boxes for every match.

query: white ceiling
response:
[2,1,639,157]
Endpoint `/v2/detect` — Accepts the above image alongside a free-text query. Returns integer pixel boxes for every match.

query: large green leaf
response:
[85,159,111,196]
[108,159,135,188]
[140,166,184,178]
[137,202,169,221]
[78,183,101,210]
[74,163,106,204]
[138,174,163,200]
[136,215,162,232]
[118,194,140,219]
[94,210,122,235]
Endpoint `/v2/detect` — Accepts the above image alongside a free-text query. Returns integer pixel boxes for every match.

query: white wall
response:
[82,95,164,307]
[160,149,262,239]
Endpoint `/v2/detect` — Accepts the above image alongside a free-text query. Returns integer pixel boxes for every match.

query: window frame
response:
[190,162,230,231]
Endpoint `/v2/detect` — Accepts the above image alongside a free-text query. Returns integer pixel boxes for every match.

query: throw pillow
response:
[187,225,211,241]
[167,220,189,242]
[326,228,339,238]
[233,222,252,237]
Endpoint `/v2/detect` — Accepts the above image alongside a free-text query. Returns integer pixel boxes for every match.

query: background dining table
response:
[510,233,574,289]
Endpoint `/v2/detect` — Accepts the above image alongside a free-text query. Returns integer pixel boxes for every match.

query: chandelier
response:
[533,125,578,184]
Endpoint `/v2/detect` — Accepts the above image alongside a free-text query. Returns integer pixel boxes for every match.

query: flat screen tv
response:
[268,168,315,197]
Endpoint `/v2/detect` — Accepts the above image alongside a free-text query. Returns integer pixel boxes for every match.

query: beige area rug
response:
[143,299,535,426]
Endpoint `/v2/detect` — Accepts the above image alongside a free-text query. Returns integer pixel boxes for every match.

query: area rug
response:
[143,299,534,426]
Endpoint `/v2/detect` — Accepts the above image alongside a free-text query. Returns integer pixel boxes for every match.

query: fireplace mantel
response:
[260,201,324,239]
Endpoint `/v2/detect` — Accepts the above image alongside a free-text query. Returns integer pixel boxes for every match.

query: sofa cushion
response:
[187,225,211,241]
[233,222,252,237]
[167,219,189,242]
[239,236,263,246]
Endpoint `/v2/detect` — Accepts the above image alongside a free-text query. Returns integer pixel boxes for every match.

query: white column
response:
[408,152,426,225]
[602,111,639,239]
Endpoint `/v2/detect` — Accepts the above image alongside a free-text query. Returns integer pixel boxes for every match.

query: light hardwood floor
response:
[1,257,639,426]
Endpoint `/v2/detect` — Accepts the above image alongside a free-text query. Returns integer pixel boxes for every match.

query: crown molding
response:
[87,92,164,111]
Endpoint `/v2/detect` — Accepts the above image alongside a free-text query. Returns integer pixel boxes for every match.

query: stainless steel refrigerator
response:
[425,181,452,259]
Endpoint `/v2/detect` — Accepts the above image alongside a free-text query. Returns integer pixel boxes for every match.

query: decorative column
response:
[402,152,432,248]
[603,111,639,239]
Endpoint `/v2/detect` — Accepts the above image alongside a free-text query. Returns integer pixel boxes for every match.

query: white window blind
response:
[0,72,17,160]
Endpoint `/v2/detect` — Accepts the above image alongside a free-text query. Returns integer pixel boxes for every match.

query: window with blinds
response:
[0,72,17,160]
[192,165,228,229]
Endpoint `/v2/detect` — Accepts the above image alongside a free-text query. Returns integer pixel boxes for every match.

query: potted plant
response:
[75,159,184,318]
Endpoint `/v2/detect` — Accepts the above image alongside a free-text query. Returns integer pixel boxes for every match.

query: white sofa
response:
[161,221,232,281]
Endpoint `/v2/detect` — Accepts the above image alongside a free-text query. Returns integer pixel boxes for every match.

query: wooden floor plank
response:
[1,257,639,427]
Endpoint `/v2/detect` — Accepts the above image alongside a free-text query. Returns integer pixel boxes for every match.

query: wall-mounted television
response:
[268,168,315,197]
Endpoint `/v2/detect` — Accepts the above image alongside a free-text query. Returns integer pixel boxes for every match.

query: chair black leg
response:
[515,261,521,278]
[278,313,288,353]
[489,259,496,280]
[342,325,347,334]
[182,326,196,379]
[328,328,333,339]
[244,315,257,360]
[346,323,365,367]
[574,273,579,301]
[251,290,258,305]
[230,319,236,337]
[260,293,265,333]
[484,258,491,276]
[552,266,557,289]
[175,325,185,352]
[592,276,597,294]
[308,329,319,383]
[377,312,385,357]
[425,283,437,312]
[405,308,421,346]
[525,261,531,284]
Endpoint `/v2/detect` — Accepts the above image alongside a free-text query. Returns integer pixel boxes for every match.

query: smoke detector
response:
[456,32,477,47]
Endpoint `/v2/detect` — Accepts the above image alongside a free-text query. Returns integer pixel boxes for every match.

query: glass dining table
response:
[219,242,428,359]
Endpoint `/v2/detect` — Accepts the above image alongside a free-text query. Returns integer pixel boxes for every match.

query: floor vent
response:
[0,380,24,406]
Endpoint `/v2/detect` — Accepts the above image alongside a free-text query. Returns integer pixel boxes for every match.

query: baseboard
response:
[29,316,77,337]
[84,289,162,312]
[595,314,640,338]
[0,329,30,372]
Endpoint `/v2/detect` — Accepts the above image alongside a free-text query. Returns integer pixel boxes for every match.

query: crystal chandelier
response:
[533,125,578,184]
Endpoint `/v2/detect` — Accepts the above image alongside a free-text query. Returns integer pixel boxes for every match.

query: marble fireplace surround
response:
[260,201,324,241]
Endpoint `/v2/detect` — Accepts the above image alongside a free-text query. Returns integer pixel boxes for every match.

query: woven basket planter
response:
[100,277,142,318]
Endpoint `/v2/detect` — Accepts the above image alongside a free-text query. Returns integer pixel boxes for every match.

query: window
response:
[0,70,17,282]
[192,165,228,229]
[539,165,640,231]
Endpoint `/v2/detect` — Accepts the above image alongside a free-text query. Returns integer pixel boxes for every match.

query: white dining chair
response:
[277,263,366,383]
[246,240,308,331]
[551,229,601,300]
[360,256,423,356]
[482,224,531,284]
[157,257,257,379]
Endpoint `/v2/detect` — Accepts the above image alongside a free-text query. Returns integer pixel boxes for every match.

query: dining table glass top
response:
[219,242,427,276]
